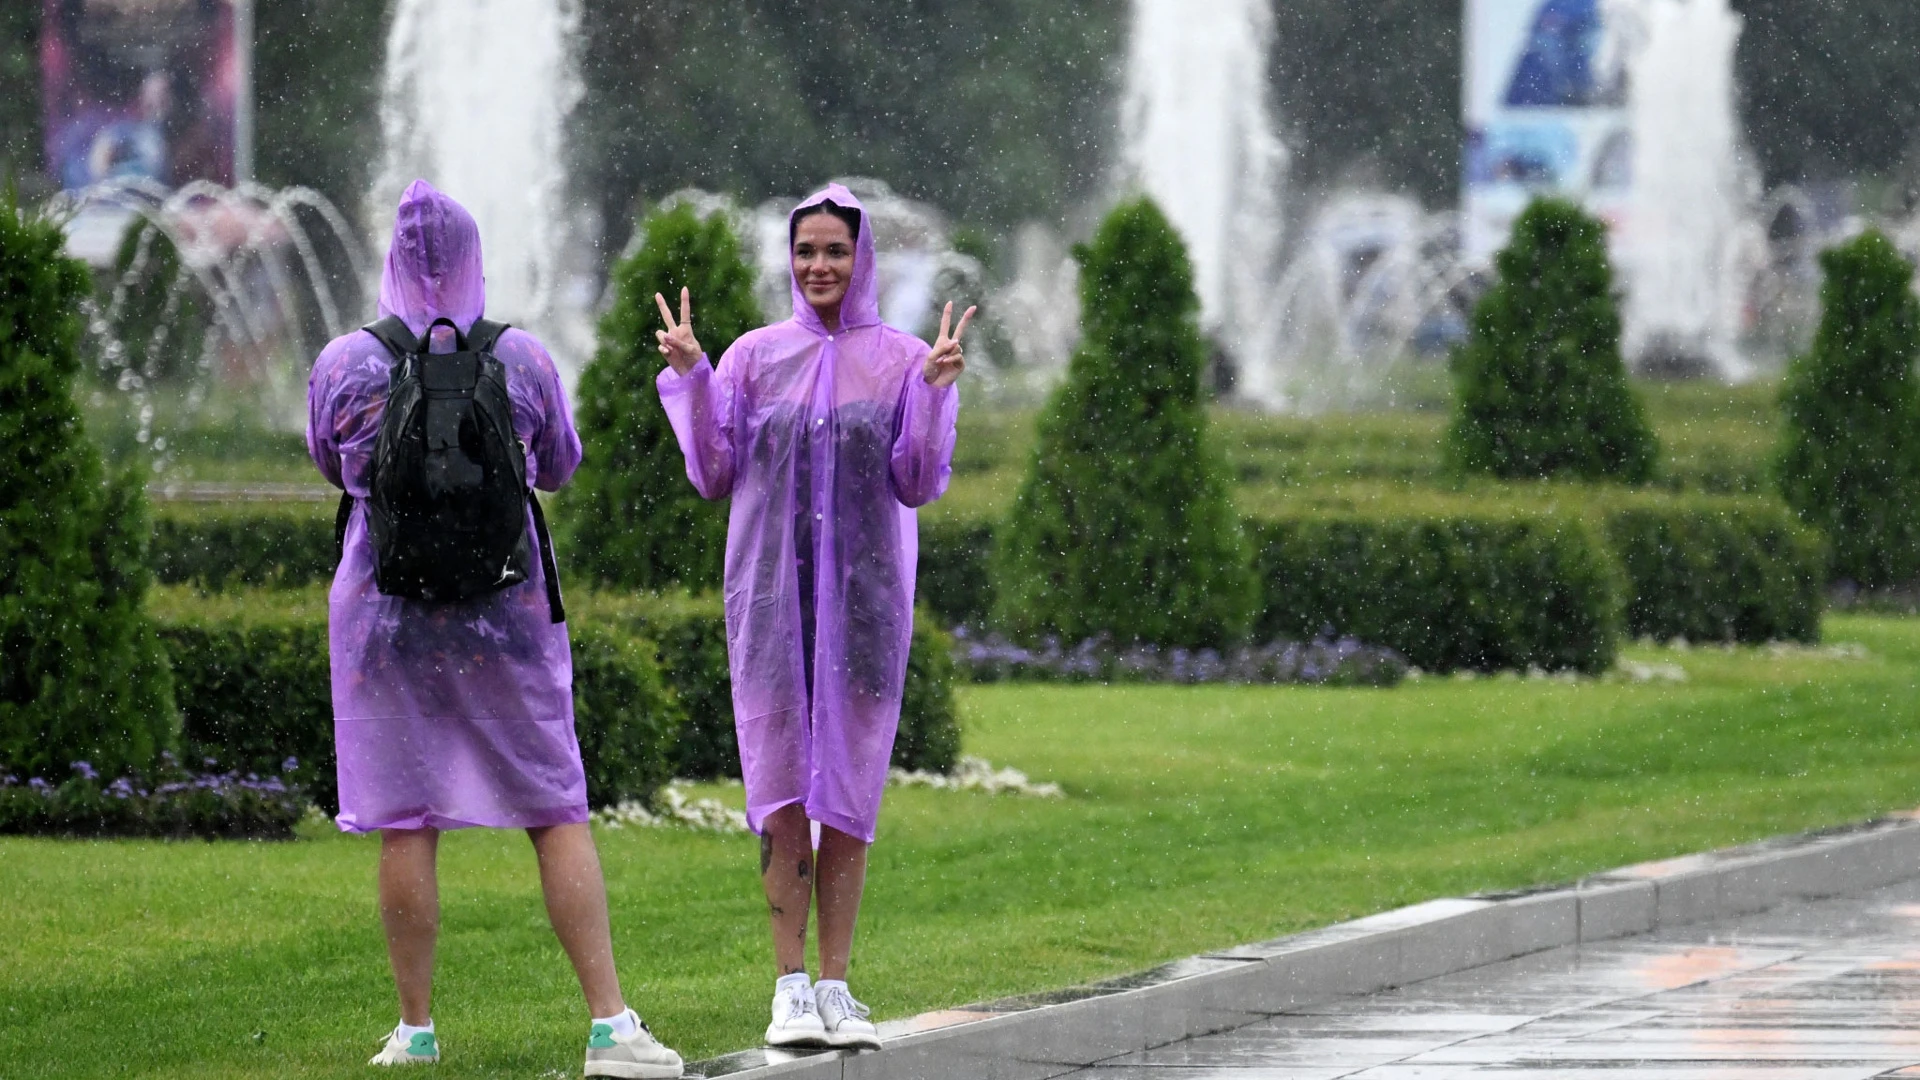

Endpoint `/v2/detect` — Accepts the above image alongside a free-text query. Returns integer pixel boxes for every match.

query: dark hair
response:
[790,200,862,246]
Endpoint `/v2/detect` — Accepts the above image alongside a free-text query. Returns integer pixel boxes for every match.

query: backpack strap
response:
[527,491,566,624]
[362,316,419,361]
[334,491,354,562]
[468,318,511,354]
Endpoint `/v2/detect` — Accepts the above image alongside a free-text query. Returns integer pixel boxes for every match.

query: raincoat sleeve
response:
[306,337,367,491]
[889,365,959,508]
[656,350,737,501]
[506,331,582,492]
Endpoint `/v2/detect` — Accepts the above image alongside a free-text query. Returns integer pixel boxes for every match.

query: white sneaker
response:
[584,1009,684,1078]
[369,1026,439,1065]
[765,979,828,1048]
[814,981,880,1050]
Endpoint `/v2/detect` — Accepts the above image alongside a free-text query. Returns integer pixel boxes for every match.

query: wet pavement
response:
[1061,877,1920,1078]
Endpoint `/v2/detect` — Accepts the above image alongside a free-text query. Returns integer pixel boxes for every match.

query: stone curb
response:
[687,809,1920,1078]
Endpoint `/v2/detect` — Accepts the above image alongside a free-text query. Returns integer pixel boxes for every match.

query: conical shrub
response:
[1447,197,1657,483]
[0,189,176,781]
[1777,230,1920,587]
[569,201,762,591]
[991,196,1253,648]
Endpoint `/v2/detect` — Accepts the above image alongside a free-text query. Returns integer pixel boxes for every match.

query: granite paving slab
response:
[1064,878,1920,1078]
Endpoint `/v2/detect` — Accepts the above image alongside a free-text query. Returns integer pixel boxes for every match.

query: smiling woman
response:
[651,182,975,1051]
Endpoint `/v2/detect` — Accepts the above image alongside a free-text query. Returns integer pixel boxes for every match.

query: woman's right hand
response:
[655,287,703,375]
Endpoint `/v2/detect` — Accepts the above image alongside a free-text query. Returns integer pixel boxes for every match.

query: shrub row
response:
[145,586,961,821]
[1249,510,1622,674]
[922,493,1824,673]
[151,500,337,591]
[1598,495,1824,644]
[152,493,1824,678]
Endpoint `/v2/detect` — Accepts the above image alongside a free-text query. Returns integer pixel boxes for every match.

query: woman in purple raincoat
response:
[308,180,682,1077]
[656,183,971,1049]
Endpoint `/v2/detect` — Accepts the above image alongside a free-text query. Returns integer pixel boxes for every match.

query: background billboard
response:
[1464,0,1634,265]
[41,0,238,194]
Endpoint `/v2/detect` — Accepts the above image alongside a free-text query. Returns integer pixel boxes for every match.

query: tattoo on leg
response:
[760,833,773,876]
[797,859,811,881]
[782,964,807,976]
[769,903,785,916]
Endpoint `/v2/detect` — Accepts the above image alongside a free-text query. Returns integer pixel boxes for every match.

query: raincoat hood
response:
[789,183,881,334]
[378,179,485,338]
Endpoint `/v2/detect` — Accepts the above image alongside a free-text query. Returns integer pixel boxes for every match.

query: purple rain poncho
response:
[659,184,959,843]
[307,180,587,834]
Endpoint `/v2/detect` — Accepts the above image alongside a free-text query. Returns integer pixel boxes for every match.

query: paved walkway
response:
[1062,877,1920,1078]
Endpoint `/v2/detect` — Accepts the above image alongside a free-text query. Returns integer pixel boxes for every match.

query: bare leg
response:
[761,804,814,976]
[379,828,440,1027]
[528,822,626,1018]
[815,825,869,982]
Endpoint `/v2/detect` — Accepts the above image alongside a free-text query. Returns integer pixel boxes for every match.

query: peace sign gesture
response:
[924,302,976,389]
[655,287,703,375]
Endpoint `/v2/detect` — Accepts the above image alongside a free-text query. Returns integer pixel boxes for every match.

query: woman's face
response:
[792,212,856,317]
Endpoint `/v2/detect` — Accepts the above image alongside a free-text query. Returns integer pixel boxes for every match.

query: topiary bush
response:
[568,200,762,591]
[0,189,177,782]
[1249,507,1623,674]
[1776,230,1920,588]
[1447,197,1658,483]
[992,196,1254,648]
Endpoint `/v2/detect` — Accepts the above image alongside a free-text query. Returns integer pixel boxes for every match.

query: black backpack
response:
[334,315,565,623]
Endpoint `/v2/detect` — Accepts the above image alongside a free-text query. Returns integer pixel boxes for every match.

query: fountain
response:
[1118,0,1289,406]
[50,177,372,451]
[371,0,585,369]
[1264,195,1479,411]
[1614,0,1758,378]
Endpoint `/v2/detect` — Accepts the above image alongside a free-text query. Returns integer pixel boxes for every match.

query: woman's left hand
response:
[923,302,976,389]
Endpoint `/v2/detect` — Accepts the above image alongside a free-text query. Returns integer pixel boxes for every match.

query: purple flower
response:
[70,761,99,781]
[282,757,300,774]
[28,778,52,793]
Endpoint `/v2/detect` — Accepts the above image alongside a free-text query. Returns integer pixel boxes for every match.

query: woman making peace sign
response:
[656,184,970,1050]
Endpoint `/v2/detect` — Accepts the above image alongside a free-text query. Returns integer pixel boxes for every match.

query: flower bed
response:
[0,755,309,840]
[951,627,1408,687]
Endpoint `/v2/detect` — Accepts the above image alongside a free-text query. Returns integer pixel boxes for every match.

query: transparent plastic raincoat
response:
[307,180,587,833]
[658,184,959,842]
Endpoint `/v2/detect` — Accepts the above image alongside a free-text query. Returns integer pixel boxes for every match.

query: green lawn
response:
[8,616,1920,1078]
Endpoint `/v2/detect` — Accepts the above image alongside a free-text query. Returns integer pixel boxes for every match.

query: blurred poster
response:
[42,0,238,193]
[1464,0,1633,265]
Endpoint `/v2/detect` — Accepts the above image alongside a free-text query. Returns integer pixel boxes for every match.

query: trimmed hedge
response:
[574,592,964,778]
[570,623,684,810]
[151,590,335,809]
[1599,496,1825,643]
[1250,510,1623,674]
[151,500,336,591]
[148,587,684,812]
